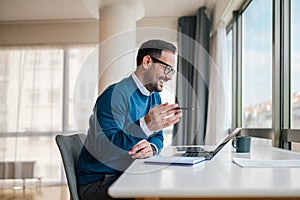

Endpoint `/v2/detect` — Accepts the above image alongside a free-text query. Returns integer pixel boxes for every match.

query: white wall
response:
[0,20,98,46]
[136,17,178,44]
[0,0,244,46]
[0,17,178,46]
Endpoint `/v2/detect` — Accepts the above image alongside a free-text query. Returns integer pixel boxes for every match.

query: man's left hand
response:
[128,139,153,159]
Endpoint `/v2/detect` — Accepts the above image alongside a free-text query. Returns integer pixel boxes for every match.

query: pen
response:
[174,107,194,111]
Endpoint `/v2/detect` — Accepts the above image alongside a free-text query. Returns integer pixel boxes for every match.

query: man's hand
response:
[128,139,153,159]
[144,103,182,132]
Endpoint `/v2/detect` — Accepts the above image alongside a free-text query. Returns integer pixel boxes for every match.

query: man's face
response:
[143,50,176,92]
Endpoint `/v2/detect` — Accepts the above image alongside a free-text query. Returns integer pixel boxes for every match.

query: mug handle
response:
[232,139,237,149]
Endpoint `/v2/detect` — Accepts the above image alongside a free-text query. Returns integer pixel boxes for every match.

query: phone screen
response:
[176,146,205,152]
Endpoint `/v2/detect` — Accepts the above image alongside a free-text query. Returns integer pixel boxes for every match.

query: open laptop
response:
[144,128,241,166]
[179,127,242,160]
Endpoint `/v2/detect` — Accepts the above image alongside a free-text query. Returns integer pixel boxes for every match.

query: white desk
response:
[109,143,300,199]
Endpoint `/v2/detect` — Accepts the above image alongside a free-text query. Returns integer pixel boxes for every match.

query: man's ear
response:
[142,55,152,70]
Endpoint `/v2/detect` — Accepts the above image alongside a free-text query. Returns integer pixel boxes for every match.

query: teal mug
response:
[232,136,251,153]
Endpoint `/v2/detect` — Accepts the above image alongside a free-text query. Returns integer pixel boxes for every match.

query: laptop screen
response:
[211,128,242,156]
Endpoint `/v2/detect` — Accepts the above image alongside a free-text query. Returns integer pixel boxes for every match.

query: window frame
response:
[231,0,300,149]
[0,45,95,137]
[281,0,300,149]
[0,44,96,185]
[231,0,274,144]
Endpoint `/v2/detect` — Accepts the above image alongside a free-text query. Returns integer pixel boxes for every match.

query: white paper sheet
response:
[233,157,300,168]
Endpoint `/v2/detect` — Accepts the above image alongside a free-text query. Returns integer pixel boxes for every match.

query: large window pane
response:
[68,46,98,132]
[242,0,272,128]
[227,29,233,130]
[0,48,63,132]
[291,0,300,128]
[0,45,95,185]
[160,42,178,146]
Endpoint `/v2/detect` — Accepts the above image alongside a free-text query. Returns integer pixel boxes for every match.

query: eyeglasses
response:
[150,56,176,75]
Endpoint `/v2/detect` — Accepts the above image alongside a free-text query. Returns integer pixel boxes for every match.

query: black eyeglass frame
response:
[149,56,176,75]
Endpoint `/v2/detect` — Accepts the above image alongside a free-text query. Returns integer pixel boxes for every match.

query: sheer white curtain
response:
[0,45,96,187]
[206,22,230,145]
[0,47,64,132]
[0,47,64,187]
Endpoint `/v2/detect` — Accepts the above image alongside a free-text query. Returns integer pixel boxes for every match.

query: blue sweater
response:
[77,76,164,185]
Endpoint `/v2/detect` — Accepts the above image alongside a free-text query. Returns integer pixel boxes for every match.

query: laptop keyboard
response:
[186,147,205,152]
[181,152,203,157]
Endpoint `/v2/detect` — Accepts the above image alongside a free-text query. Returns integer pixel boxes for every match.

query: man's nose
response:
[166,73,173,80]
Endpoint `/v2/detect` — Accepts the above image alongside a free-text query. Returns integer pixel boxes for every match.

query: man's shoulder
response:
[111,76,136,95]
[97,77,135,100]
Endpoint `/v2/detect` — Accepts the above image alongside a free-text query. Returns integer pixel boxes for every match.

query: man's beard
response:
[144,82,162,93]
[143,69,164,92]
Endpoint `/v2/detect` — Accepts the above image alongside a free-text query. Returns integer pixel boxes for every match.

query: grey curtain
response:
[173,7,211,145]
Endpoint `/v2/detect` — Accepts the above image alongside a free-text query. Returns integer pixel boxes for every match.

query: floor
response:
[0,185,69,200]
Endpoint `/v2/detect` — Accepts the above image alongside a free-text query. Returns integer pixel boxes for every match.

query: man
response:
[77,39,182,200]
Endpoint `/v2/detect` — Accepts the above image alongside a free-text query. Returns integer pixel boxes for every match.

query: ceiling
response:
[0,0,217,22]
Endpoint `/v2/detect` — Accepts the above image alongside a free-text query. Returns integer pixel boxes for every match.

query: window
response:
[242,0,272,128]
[227,29,233,130]
[160,42,178,146]
[290,0,300,151]
[68,47,98,131]
[291,0,300,129]
[0,45,97,185]
[232,0,300,148]
[0,48,64,132]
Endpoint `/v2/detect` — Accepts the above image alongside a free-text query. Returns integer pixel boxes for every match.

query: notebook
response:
[144,128,241,165]
[144,155,206,166]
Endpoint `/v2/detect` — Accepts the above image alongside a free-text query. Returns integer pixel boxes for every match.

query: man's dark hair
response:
[136,39,176,66]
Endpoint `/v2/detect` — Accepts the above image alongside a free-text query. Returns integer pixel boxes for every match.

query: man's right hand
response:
[144,103,182,132]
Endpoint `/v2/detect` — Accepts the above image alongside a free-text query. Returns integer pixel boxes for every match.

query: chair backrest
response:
[55,134,86,200]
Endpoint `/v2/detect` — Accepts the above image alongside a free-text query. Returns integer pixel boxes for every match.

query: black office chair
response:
[56,134,86,200]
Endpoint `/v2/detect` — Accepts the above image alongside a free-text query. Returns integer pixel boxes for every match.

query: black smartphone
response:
[176,146,205,152]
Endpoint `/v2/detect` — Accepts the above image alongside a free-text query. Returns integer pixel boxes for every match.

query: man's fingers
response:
[146,103,181,132]
[131,147,152,159]
[156,103,178,113]
[154,102,169,111]
[163,118,180,128]
[161,104,179,113]
[163,112,182,127]
[166,108,182,116]
[136,139,147,145]
[130,145,152,159]
[128,139,146,154]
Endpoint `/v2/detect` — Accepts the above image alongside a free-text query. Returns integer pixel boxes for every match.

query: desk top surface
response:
[109,143,300,198]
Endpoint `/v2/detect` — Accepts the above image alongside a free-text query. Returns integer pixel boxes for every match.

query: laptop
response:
[144,128,241,166]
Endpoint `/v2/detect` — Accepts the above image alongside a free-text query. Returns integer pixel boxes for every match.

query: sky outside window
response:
[242,0,272,128]
[291,0,300,128]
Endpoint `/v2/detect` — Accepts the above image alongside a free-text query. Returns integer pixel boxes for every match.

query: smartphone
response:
[176,146,205,152]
